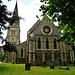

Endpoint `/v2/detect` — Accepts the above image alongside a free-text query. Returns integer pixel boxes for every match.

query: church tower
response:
[6,2,20,45]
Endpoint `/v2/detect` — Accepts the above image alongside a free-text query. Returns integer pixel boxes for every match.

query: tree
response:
[40,0,75,46]
[3,40,17,59]
[3,40,17,53]
[0,0,11,45]
[0,0,11,30]
[0,47,4,61]
[1,40,17,62]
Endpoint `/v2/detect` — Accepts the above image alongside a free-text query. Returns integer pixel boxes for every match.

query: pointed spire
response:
[12,1,19,27]
[13,1,18,17]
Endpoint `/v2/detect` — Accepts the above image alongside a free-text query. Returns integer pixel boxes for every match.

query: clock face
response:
[42,26,52,35]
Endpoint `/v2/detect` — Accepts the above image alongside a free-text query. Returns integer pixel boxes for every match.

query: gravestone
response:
[25,63,30,70]
[41,61,46,67]
[58,66,69,70]
[63,60,68,66]
[58,58,62,66]
[50,61,55,69]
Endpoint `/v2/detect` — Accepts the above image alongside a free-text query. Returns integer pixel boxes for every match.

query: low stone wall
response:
[16,58,26,64]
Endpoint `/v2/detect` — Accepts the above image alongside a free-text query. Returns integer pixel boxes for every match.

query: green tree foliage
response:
[40,0,75,45]
[0,0,10,48]
[0,0,11,30]
[0,0,11,45]
[0,48,4,61]
[3,41,17,53]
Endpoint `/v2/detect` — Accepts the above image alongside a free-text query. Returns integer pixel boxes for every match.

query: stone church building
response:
[3,2,26,64]
[27,18,73,65]
[3,2,74,65]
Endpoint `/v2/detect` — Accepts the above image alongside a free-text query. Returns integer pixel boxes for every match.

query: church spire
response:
[12,1,19,27]
[13,1,18,17]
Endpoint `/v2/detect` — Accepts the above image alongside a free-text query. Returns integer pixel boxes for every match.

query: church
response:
[3,2,74,66]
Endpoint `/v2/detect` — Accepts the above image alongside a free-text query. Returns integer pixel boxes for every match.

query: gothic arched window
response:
[54,38,57,49]
[11,30,13,35]
[46,38,49,49]
[38,38,41,49]
[14,30,15,35]
[21,48,23,58]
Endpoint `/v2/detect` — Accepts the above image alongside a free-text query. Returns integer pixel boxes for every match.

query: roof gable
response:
[27,19,61,36]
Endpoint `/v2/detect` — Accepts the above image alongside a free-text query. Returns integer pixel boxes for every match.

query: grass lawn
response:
[0,63,75,75]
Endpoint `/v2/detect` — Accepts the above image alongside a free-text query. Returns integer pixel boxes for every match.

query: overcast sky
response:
[2,0,43,43]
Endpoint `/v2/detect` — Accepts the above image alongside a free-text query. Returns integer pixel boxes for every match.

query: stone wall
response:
[29,49,73,66]
[3,52,16,63]
[16,58,26,64]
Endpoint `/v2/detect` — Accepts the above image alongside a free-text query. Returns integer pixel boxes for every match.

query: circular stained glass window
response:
[42,26,52,35]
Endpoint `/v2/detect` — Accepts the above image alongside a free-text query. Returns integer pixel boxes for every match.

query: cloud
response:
[29,0,41,5]
[19,0,33,5]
